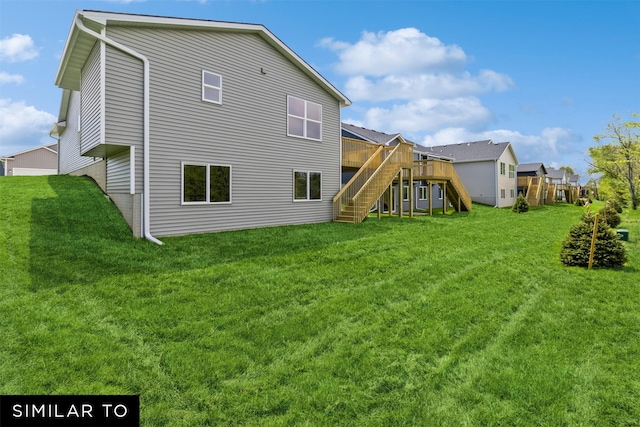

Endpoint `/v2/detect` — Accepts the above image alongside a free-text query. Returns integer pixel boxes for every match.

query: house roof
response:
[55,10,351,107]
[419,140,517,164]
[545,167,566,179]
[341,122,404,145]
[1,144,57,159]
[517,162,547,174]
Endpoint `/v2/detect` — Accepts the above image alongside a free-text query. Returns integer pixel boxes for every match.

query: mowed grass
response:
[1,175,639,426]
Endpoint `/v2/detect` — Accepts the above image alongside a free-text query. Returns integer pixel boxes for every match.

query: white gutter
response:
[74,15,162,245]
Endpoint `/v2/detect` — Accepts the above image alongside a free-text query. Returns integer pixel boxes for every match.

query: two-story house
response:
[52,10,350,242]
[420,140,519,208]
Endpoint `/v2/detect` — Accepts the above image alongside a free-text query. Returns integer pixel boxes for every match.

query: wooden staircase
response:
[334,142,413,223]
[519,176,545,206]
[334,138,472,223]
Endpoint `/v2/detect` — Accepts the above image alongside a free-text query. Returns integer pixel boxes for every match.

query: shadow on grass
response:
[29,175,385,289]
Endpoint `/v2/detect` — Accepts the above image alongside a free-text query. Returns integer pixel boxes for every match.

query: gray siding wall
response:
[105,44,144,194]
[80,41,103,155]
[59,91,100,174]
[105,26,342,237]
[454,161,497,206]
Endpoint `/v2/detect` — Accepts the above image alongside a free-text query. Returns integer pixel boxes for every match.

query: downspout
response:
[494,159,499,208]
[74,16,162,245]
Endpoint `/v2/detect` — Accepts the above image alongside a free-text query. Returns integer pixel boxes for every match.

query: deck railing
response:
[341,137,381,168]
[413,160,472,211]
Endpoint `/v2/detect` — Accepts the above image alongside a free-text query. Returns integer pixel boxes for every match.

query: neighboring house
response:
[419,140,519,208]
[52,10,350,241]
[0,144,58,176]
[517,162,547,206]
[545,167,570,202]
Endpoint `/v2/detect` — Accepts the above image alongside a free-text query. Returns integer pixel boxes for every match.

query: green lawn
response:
[1,175,639,426]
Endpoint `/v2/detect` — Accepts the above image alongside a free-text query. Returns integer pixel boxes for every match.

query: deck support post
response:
[443,184,447,215]
[428,182,433,216]
[398,169,403,218]
[409,168,414,218]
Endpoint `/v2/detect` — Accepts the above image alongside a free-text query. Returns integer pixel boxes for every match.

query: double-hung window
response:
[509,164,515,178]
[202,70,222,104]
[182,162,231,204]
[419,186,428,200]
[500,162,506,175]
[287,96,322,141]
[293,170,321,201]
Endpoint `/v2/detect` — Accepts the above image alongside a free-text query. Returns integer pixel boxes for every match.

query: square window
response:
[287,96,322,141]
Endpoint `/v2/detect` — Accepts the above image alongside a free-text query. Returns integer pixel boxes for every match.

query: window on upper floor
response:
[509,164,515,178]
[202,71,222,104]
[294,170,322,201]
[182,162,231,204]
[500,162,506,175]
[287,96,322,141]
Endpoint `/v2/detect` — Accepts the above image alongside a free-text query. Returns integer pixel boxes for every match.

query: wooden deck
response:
[335,138,472,223]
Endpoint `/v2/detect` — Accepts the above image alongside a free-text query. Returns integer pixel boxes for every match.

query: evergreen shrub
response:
[512,193,529,213]
[561,211,626,268]
[598,203,622,228]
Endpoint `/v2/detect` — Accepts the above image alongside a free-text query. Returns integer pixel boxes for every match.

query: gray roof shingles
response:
[416,140,510,162]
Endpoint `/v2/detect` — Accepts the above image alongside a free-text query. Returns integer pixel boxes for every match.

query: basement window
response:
[182,162,231,204]
[293,170,322,201]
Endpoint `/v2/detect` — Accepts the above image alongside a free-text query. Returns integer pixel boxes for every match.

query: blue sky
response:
[1,0,638,179]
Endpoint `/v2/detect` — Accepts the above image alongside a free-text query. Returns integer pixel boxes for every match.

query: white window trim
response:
[293,170,322,202]
[181,161,232,205]
[403,185,410,201]
[202,70,222,105]
[287,95,322,141]
[419,186,428,200]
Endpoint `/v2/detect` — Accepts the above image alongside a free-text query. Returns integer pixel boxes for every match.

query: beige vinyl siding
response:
[496,151,518,208]
[80,41,103,155]
[59,91,99,174]
[5,148,57,175]
[105,26,342,236]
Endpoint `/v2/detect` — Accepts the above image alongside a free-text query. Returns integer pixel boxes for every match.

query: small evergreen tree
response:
[512,192,529,213]
[598,202,622,228]
[560,211,626,268]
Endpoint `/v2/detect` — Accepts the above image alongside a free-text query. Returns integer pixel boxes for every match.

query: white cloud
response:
[420,126,580,164]
[360,97,492,133]
[0,34,39,63]
[345,69,514,102]
[0,71,24,84]
[0,99,56,154]
[319,28,467,76]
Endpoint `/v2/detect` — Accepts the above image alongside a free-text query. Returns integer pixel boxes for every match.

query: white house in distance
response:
[419,140,519,208]
[0,144,58,176]
[52,10,350,242]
